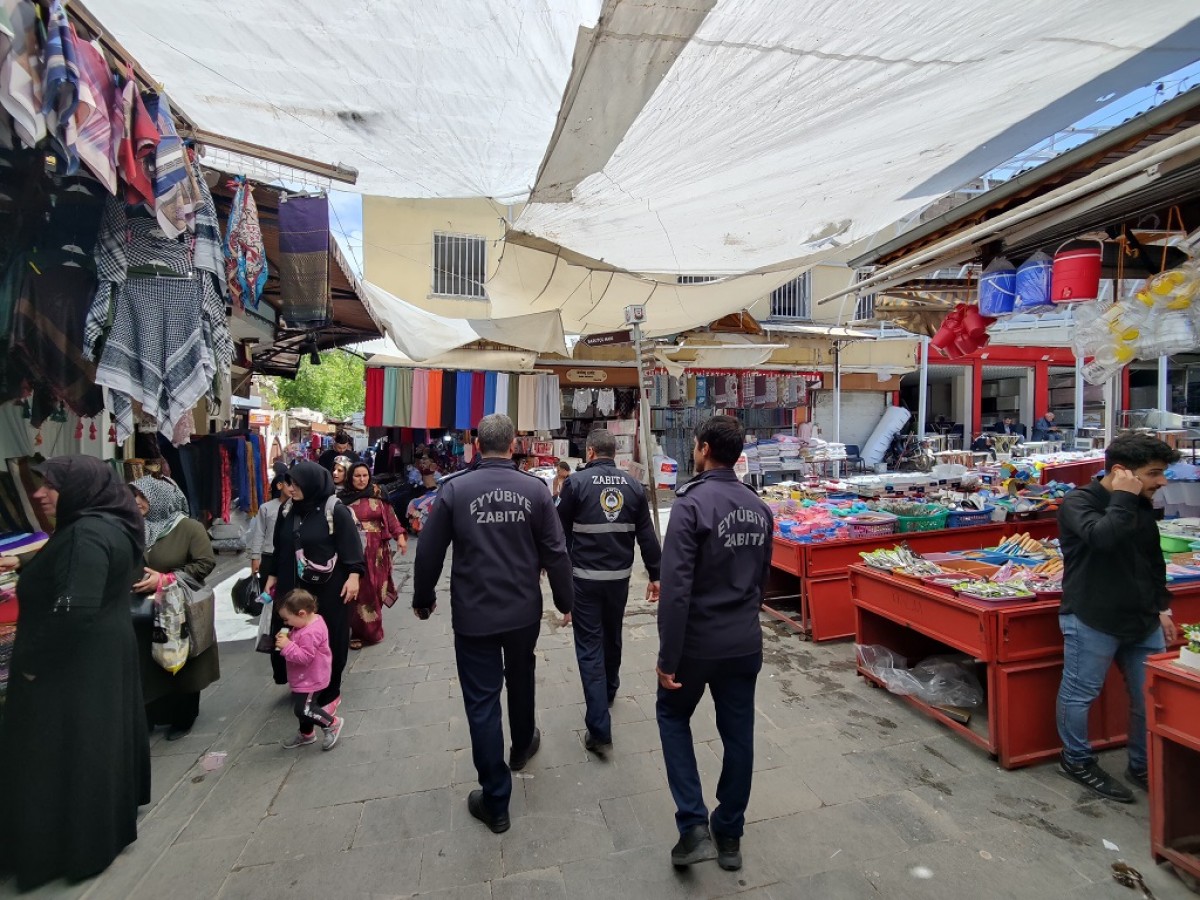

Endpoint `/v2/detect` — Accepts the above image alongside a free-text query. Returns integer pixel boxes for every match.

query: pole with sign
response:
[626,305,663,542]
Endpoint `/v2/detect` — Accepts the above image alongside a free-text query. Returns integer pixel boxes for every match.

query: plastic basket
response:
[947,507,994,529]
[847,513,897,539]
[1160,534,1195,554]
[895,509,950,533]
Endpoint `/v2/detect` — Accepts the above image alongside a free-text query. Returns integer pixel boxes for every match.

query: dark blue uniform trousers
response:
[571,577,630,742]
[656,651,762,837]
[454,621,540,815]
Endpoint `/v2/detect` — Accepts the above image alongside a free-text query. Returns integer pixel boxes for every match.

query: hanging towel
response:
[537,374,562,430]
[493,373,509,416]
[484,372,498,417]
[440,371,458,430]
[508,374,521,424]
[455,371,472,430]
[41,0,80,172]
[277,195,331,326]
[470,372,486,427]
[382,367,397,427]
[395,368,413,427]
[427,369,444,429]
[0,0,46,147]
[116,71,157,207]
[364,367,384,427]
[144,92,195,238]
[516,375,538,431]
[412,369,429,428]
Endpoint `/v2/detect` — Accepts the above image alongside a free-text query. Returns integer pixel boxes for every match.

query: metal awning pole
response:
[1074,354,1085,444]
[1158,356,1170,414]
[832,341,842,479]
[631,320,663,543]
[917,336,930,442]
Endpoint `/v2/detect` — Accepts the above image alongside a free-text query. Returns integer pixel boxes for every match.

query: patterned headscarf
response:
[132,475,189,547]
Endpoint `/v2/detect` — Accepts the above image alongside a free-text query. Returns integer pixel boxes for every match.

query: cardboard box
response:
[617,457,647,483]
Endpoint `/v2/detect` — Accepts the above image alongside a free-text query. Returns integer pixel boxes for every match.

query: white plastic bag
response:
[151,575,190,674]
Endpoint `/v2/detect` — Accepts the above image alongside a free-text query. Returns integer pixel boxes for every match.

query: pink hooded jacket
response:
[279,615,332,693]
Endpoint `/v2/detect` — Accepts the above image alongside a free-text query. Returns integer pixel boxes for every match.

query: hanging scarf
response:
[70,34,118,193]
[224,177,268,310]
[41,0,80,171]
[116,67,158,207]
[133,475,190,547]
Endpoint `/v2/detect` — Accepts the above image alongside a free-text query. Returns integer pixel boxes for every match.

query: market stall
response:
[1145,649,1200,889]
[848,564,1200,769]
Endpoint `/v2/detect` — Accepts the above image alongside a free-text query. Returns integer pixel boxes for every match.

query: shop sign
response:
[249,410,272,427]
[582,330,633,347]
[566,368,609,384]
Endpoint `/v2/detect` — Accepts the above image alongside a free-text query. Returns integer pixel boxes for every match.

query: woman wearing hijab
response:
[0,457,151,892]
[130,476,217,739]
[340,462,407,648]
[332,455,352,494]
[264,462,365,712]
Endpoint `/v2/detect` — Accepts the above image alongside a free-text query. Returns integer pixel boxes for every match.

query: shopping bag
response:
[254,592,274,654]
[179,573,216,658]
[232,573,263,616]
[151,574,190,674]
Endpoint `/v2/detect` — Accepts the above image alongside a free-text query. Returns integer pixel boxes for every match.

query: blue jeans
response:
[1056,613,1164,772]
[656,652,761,838]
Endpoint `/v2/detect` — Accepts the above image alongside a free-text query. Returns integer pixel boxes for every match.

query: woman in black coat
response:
[264,461,364,711]
[0,456,151,892]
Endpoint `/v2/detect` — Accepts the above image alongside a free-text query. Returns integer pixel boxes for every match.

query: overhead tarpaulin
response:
[353,339,538,373]
[360,281,567,361]
[516,0,1200,275]
[84,0,603,200]
[487,236,803,336]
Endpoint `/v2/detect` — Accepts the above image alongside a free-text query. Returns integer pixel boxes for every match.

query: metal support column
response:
[631,321,663,542]
[1158,356,1170,414]
[832,341,842,479]
[917,336,930,441]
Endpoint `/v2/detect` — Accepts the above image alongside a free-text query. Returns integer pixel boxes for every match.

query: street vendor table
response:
[849,566,1200,768]
[1146,651,1200,887]
[766,520,1058,642]
[1040,457,1104,486]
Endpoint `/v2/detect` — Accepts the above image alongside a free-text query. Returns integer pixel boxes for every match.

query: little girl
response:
[275,589,345,750]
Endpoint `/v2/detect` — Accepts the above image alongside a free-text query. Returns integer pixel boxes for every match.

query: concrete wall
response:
[362,197,521,319]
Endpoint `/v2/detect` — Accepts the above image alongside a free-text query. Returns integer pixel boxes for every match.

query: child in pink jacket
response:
[275,589,345,750]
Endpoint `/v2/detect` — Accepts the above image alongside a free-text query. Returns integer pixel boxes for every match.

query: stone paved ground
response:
[4,544,1195,899]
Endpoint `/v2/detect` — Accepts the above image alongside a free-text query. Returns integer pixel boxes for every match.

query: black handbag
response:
[130,590,155,628]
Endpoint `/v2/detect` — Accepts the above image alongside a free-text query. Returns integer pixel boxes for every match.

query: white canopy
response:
[353,339,538,373]
[85,0,602,201]
[516,1,1200,274]
[359,281,567,361]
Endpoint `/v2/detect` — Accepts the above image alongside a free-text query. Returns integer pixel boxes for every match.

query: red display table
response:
[849,565,1200,768]
[1040,457,1104,486]
[767,520,1055,642]
[1145,651,1200,888]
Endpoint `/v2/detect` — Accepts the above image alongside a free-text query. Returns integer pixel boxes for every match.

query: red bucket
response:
[1051,239,1102,304]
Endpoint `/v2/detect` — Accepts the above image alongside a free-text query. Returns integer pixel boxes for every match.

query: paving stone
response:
[357,698,460,733]
[599,789,681,852]
[356,787,455,846]
[128,835,248,900]
[418,826,502,891]
[412,678,455,703]
[490,867,568,900]
[237,803,362,867]
[217,840,423,899]
[500,815,613,875]
[560,842,780,900]
[738,764,824,823]
[177,744,295,842]
[271,752,454,813]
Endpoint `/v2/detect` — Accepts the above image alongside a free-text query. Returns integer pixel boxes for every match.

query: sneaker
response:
[1058,753,1134,803]
[1126,767,1148,791]
[509,728,541,771]
[322,717,344,751]
[671,824,717,868]
[467,789,511,834]
[322,696,341,717]
[584,731,612,756]
[713,832,742,871]
[282,731,318,749]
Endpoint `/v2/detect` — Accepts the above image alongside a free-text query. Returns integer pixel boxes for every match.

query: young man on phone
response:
[1056,434,1179,802]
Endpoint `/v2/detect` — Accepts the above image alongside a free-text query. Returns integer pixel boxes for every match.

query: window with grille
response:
[432,232,487,299]
[853,268,876,321]
[677,275,720,285]
[769,272,811,319]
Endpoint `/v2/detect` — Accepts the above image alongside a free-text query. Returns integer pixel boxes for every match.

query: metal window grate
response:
[677,275,720,285]
[770,272,811,320]
[853,267,876,321]
[432,232,487,299]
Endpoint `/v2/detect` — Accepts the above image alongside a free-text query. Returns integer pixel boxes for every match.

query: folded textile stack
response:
[757,439,782,473]
[743,436,762,475]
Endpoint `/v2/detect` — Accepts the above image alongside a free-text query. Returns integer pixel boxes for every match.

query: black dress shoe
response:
[509,727,541,772]
[467,789,510,834]
[584,731,612,755]
[165,726,192,742]
[714,832,742,871]
[671,824,716,868]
